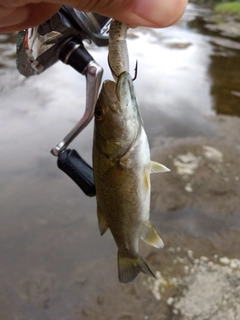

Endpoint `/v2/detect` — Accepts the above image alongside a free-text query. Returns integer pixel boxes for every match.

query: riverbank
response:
[215,2,240,16]
[196,13,240,38]
[190,0,240,11]
[189,1,240,38]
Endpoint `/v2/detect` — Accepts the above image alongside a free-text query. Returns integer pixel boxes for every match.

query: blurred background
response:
[0,2,240,320]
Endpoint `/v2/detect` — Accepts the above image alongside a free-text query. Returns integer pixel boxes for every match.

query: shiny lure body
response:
[108,20,129,80]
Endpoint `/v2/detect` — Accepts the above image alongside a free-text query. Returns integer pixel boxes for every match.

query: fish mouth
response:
[101,71,135,111]
[100,80,118,112]
[116,71,135,105]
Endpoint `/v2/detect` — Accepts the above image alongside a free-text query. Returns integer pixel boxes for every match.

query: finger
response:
[0,0,188,33]
[71,0,189,28]
[0,3,61,33]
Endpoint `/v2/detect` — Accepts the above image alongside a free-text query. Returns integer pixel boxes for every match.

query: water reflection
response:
[1,5,240,118]
[187,8,240,117]
[208,47,240,116]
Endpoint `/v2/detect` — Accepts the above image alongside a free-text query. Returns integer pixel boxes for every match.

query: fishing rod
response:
[16,6,112,197]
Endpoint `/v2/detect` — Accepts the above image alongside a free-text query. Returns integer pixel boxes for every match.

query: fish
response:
[92,71,170,283]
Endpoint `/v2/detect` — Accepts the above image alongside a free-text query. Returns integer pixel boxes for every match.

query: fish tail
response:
[118,251,155,284]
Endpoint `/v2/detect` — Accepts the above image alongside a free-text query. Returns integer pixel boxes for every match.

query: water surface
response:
[0,4,239,319]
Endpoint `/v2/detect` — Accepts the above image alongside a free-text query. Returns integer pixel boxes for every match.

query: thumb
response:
[76,0,188,28]
[0,0,188,33]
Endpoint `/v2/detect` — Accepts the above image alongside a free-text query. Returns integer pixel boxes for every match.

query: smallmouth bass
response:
[93,71,169,283]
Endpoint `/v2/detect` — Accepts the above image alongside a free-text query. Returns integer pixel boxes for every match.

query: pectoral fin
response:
[97,205,108,235]
[151,161,170,173]
[141,221,164,249]
[144,167,151,193]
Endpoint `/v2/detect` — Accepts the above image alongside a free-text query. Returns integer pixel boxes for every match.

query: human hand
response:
[0,0,188,33]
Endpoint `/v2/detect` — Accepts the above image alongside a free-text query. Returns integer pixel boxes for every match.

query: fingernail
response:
[133,0,186,27]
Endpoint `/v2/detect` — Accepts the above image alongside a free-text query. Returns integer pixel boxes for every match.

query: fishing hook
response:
[108,56,138,81]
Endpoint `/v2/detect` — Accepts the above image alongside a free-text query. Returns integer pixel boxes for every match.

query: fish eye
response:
[95,107,104,120]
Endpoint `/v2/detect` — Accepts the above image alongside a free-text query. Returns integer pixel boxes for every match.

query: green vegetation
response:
[215,2,240,15]
[189,0,239,7]
[189,0,240,15]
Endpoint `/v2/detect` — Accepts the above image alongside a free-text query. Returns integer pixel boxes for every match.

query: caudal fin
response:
[118,252,155,284]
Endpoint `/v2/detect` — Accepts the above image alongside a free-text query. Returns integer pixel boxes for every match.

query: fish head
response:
[94,71,142,161]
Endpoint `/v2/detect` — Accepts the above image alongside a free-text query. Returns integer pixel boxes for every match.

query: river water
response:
[0,4,239,320]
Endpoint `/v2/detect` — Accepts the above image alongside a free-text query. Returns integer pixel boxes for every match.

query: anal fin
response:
[141,221,164,248]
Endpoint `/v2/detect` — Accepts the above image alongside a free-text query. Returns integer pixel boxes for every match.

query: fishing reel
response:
[16,6,112,197]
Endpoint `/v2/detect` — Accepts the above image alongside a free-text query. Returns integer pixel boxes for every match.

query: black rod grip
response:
[59,38,93,74]
[57,149,96,197]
